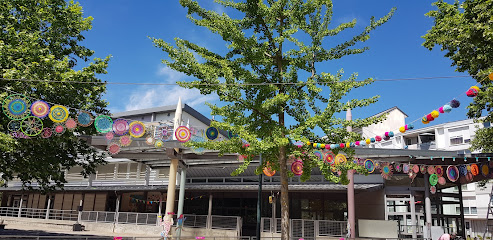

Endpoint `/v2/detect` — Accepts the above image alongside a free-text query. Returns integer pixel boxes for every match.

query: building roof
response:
[185,183,383,192]
[371,106,408,118]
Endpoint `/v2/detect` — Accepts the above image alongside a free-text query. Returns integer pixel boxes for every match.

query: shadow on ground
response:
[0,228,116,239]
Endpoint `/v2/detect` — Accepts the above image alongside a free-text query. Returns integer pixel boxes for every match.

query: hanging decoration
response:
[291,160,303,176]
[175,126,191,143]
[65,118,77,131]
[154,139,164,148]
[447,166,460,182]
[334,154,347,165]
[481,164,489,177]
[52,123,65,136]
[41,128,52,138]
[120,135,132,147]
[459,165,468,176]
[49,105,69,123]
[94,115,113,133]
[20,116,43,137]
[395,164,402,172]
[263,162,276,177]
[420,165,427,174]
[205,126,219,140]
[105,132,114,141]
[438,176,446,185]
[380,163,393,180]
[2,94,31,120]
[76,111,93,127]
[470,164,479,176]
[324,151,335,165]
[7,120,21,132]
[364,159,376,173]
[427,166,435,175]
[129,121,146,138]
[30,100,50,118]
[435,166,443,177]
[146,136,156,145]
[402,164,409,174]
[107,143,121,155]
[466,86,480,97]
[429,174,438,186]
[313,150,324,161]
[430,186,437,194]
[412,165,420,173]
[112,119,129,136]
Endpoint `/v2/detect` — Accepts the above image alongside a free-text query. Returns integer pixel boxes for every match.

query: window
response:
[406,138,412,145]
[464,139,471,143]
[471,207,477,214]
[450,136,464,145]
[463,207,470,214]
[461,185,468,190]
[466,222,470,229]
[484,122,491,128]
[456,207,461,214]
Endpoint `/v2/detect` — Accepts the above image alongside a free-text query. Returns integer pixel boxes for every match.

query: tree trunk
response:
[279,145,289,240]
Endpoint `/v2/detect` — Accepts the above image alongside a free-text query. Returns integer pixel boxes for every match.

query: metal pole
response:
[410,193,417,239]
[256,154,263,240]
[45,197,51,220]
[346,107,356,239]
[17,197,23,218]
[176,168,187,240]
[424,173,432,240]
[115,195,120,224]
[207,193,213,229]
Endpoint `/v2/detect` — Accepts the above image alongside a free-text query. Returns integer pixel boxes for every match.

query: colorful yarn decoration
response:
[339,143,345,148]
[402,164,409,174]
[380,163,393,180]
[205,127,219,140]
[291,161,303,176]
[119,135,132,147]
[105,132,114,141]
[52,123,65,136]
[407,124,414,129]
[467,165,471,172]
[435,166,443,177]
[30,100,50,118]
[324,151,335,165]
[334,154,347,165]
[107,143,121,155]
[429,174,438,186]
[375,136,382,142]
[489,72,493,81]
[145,136,155,145]
[355,141,360,146]
[447,166,460,182]
[466,88,479,97]
[365,139,371,144]
[439,106,445,114]
[49,105,69,123]
[459,165,468,176]
[2,94,31,120]
[426,114,434,122]
[395,164,402,172]
[430,186,437,194]
[65,118,77,130]
[360,141,366,146]
[313,150,324,160]
[77,111,93,127]
[370,138,375,143]
[399,126,406,133]
[420,165,427,174]
[470,164,479,176]
[431,110,439,118]
[364,159,375,173]
[263,163,276,177]
[20,116,43,136]
[41,128,52,138]
[471,86,480,92]
[154,139,164,148]
[7,120,21,132]
[422,117,429,124]
[438,176,446,185]
[94,115,113,133]
[175,126,191,143]
[112,119,129,136]
[383,136,390,141]
[466,172,474,182]
[128,121,146,138]
[450,99,460,108]
[443,104,452,113]
[427,166,435,175]
[412,164,420,173]
[481,164,489,177]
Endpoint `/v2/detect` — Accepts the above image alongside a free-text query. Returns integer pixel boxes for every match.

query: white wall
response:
[362,109,407,140]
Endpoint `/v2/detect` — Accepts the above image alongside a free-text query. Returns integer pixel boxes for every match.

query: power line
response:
[0,75,474,86]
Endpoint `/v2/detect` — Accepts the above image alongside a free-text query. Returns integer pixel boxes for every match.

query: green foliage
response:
[0,0,110,191]
[423,0,493,152]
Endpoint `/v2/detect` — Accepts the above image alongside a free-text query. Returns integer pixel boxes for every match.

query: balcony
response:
[406,141,436,150]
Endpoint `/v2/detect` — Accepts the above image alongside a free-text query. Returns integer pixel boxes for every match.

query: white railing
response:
[261,217,347,237]
[0,207,77,221]
[80,211,115,223]
[117,212,158,225]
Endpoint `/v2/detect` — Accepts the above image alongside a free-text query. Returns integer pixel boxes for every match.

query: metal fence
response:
[117,212,158,225]
[261,217,347,238]
[80,211,116,223]
[0,207,77,221]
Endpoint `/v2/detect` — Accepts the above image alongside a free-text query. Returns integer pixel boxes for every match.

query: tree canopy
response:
[0,0,110,191]
[423,0,493,152]
[153,1,394,238]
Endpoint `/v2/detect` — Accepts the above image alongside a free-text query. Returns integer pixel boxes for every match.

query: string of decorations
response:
[129,195,207,205]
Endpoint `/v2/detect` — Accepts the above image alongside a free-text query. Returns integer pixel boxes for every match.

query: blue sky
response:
[79,0,478,133]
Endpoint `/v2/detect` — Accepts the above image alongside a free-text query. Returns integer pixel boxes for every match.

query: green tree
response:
[423,0,493,152]
[152,1,393,239]
[0,0,110,191]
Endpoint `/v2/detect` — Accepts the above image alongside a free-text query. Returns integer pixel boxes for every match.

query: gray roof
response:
[185,183,383,192]
[371,106,408,118]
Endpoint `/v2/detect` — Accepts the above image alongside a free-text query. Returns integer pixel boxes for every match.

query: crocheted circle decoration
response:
[435,166,443,177]
[30,100,50,118]
[112,119,129,136]
[263,163,276,177]
[105,132,114,141]
[3,94,31,120]
[429,174,438,186]
[438,176,446,185]
[324,151,335,165]
[427,166,435,175]
[205,127,219,140]
[466,172,474,182]
[77,111,93,127]
[471,164,479,176]
[430,186,437,194]
[291,161,303,176]
[189,127,199,136]
[459,165,468,176]
[41,128,52,138]
[145,136,155,145]
[129,121,146,138]
[412,164,419,173]
[334,154,347,165]
[7,120,21,132]
[313,150,324,161]
[395,164,402,172]
[107,143,121,155]
[52,123,65,136]
[49,105,69,123]
[481,164,490,177]
[420,165,427,174]
[403,164,410,174]
[364,159,375,173]
[65,118,77,130]
[447,166,459,182]
[380,163,393,180]
[154,139,164,148]
[94,115,113,133]
[20,116,43,136]
[119,135,132,147]
[175,126,191,143]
